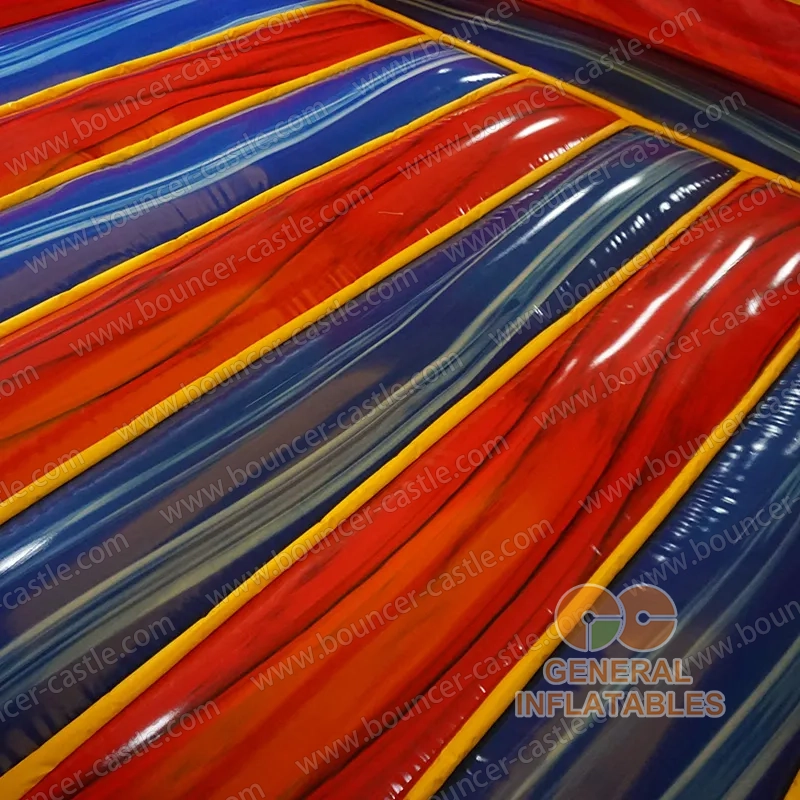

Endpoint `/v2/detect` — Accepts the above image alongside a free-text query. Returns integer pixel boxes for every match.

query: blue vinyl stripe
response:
[439,356,800,800]
[0,44,506,322]
[0,130,732,767]
[379,0,800,180]
[0,0,320,104]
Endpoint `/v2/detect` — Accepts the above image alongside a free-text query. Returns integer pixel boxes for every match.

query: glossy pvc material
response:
[0,0,320,104]
[523,0,800,107]
[0,130,732,767]
[379,0,800,179]
[0,44,507,323]
[0,7,416,195]
[24,178,800,799]
[442,356,800,800]
[0,80,615,503]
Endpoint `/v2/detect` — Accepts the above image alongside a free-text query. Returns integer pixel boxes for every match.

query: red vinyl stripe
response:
[523,0,800,106]
[0,1,104,30]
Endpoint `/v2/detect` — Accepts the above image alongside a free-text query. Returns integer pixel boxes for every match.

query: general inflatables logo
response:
[555,583,678,652]
[514,583,726,721]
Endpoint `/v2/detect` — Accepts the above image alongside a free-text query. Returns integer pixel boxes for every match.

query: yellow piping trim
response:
[0,34,428,213]
[0,112,617,527]
[356,0,800,196]
[786,770,800,799]
[0,72,523,342]
[0,167,748,800]
[0,2,354,118]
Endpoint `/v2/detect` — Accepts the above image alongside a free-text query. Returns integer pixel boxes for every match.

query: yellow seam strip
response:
[356,0,800,196]
[0,72,523,342]
[408,318,800,800]
[0,34,427,213]
[0,168,748,800]
[0,2,353,118]
[0,113,619,527]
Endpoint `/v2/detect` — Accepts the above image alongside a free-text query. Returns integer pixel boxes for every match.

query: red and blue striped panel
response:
[0,1,798,799]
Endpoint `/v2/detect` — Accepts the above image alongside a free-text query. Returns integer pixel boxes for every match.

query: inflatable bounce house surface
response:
[0,1,798,798]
